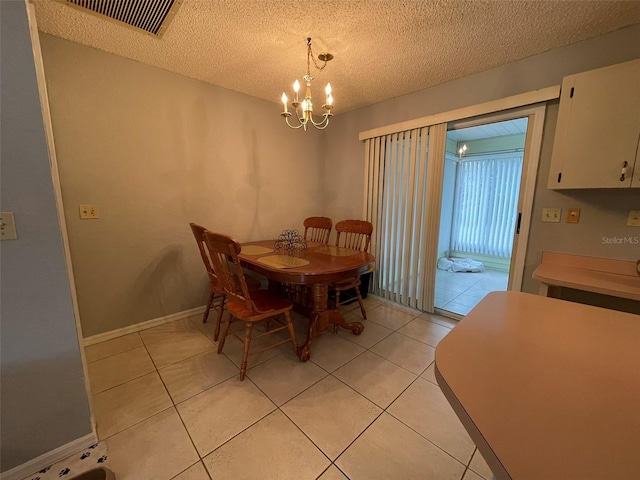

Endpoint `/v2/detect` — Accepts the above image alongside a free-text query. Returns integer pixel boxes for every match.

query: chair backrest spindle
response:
[203,231,255,313]
[335,220,373,253]
[303,216,333,244]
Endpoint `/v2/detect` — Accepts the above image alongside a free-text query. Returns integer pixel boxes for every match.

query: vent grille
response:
[60,0,182,38]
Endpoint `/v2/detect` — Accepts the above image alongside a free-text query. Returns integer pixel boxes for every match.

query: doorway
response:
[435,118,527,315]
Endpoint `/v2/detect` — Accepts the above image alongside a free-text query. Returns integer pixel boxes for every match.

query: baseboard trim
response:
[0,433,98,480]
[83,305,207,346]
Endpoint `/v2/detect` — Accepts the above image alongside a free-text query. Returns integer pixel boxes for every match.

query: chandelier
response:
[281,37,334,130]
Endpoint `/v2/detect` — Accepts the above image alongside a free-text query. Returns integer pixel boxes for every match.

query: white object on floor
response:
[437,257,484,273]
[21,442,109,480]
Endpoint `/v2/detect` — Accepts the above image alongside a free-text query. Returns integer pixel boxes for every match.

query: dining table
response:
[238,240,375,361]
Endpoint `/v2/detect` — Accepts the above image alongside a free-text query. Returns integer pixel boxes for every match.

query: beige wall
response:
[41,25,640,338]
[323,24,640,297]
[40,34,325,337]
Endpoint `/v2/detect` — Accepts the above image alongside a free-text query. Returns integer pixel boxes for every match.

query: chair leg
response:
[217,315,232,354]
[239,323,253,381]
[333,290,341,334]
[214,294,226,342]
[203,291,215,324]
[284,311,298,353]
[356,290,367,319]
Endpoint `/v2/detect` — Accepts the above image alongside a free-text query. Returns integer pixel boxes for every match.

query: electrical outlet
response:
[541,208,561,223]
[567,208,581,224]
[627,210,640,227]
[0,212,17,240]
[79,204,99,219]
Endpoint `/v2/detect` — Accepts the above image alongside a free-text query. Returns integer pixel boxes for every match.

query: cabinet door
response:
[548,59,640,189]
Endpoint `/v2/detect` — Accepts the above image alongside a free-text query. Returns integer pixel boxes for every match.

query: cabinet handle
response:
[620,161,628,181]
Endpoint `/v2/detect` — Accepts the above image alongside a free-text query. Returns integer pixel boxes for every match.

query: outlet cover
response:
[567,208,581,224]
[0,212,17,240]
[627,210,640,227]
[541,208,561,223]
[79,204,99,219]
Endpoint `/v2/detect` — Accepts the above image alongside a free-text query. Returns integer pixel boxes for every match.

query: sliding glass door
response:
[435,118,527,316]
[362,104,547,317]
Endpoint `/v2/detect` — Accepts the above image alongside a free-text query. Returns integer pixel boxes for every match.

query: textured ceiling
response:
[34,0,640,113]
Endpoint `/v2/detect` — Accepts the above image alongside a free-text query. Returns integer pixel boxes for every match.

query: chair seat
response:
[228,289,293,321]
[210,273,260,293]
[332,276,360,291]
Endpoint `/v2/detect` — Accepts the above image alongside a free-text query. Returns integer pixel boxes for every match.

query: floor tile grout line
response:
[85,332,144,364]
[363,346,433,378]
[138,317,215,345]
[94,337,178,441]
[383,401,472,468]
[97,404,175,443]
[168,460,212,480]
[90,367,157,396]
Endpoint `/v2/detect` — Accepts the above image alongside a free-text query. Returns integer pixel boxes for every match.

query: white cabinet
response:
[548,59,640,189]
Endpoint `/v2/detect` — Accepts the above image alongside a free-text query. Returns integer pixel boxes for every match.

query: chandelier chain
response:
[307,37,328,74]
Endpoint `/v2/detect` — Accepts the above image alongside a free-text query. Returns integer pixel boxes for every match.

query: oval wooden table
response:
[435,291,640,480]
[238,240,375,361]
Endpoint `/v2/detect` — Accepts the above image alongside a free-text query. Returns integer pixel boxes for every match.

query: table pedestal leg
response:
[297,283,365,361]
[298,283,327,361]
[328,309,364,335]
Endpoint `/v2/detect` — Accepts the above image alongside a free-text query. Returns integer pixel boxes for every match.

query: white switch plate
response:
[627,210,640,227]
[0,212,18,240]
[79,204,99,219]
[541,208,561,223]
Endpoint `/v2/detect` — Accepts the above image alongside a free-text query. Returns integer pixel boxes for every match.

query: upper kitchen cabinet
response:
[548,59,640,189]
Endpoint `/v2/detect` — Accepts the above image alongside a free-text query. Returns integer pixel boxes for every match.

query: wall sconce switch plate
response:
[627,210,640,227]
[567,208,581,224]
[79,205,100,219]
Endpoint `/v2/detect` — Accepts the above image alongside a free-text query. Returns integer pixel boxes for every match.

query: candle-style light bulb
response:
[281,92,288,113]
[293,80,300,103]
[325,83,332,105]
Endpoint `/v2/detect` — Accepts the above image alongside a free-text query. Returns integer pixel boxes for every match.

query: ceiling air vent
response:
[58,0,183,38]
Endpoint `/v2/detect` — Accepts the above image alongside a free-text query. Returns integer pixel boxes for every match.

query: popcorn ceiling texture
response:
[34,0,640,113]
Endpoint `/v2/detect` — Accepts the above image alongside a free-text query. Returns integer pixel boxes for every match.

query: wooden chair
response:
[203,231,298,380]
[331,220,373,323]
[189,223,259,341]
[303,216,333,244]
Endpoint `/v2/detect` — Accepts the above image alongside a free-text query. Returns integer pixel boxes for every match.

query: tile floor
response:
[435,269,509,316]
[82,295,495,480]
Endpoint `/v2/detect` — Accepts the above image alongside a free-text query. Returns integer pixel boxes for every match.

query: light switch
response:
[627,210,640,227]
[0,212,18,240]
[541,208,561,223]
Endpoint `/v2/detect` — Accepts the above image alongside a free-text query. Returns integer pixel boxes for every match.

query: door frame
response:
[441,104,547,294]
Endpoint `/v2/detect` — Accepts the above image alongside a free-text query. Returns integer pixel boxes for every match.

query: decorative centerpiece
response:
[274,230,307,257]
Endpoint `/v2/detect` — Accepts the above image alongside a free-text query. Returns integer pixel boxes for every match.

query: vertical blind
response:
[450,153,523,258]
[363,127,430,309]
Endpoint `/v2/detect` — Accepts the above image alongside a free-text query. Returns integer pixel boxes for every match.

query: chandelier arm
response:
[284,116,308,130]
[308,114,330,129]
